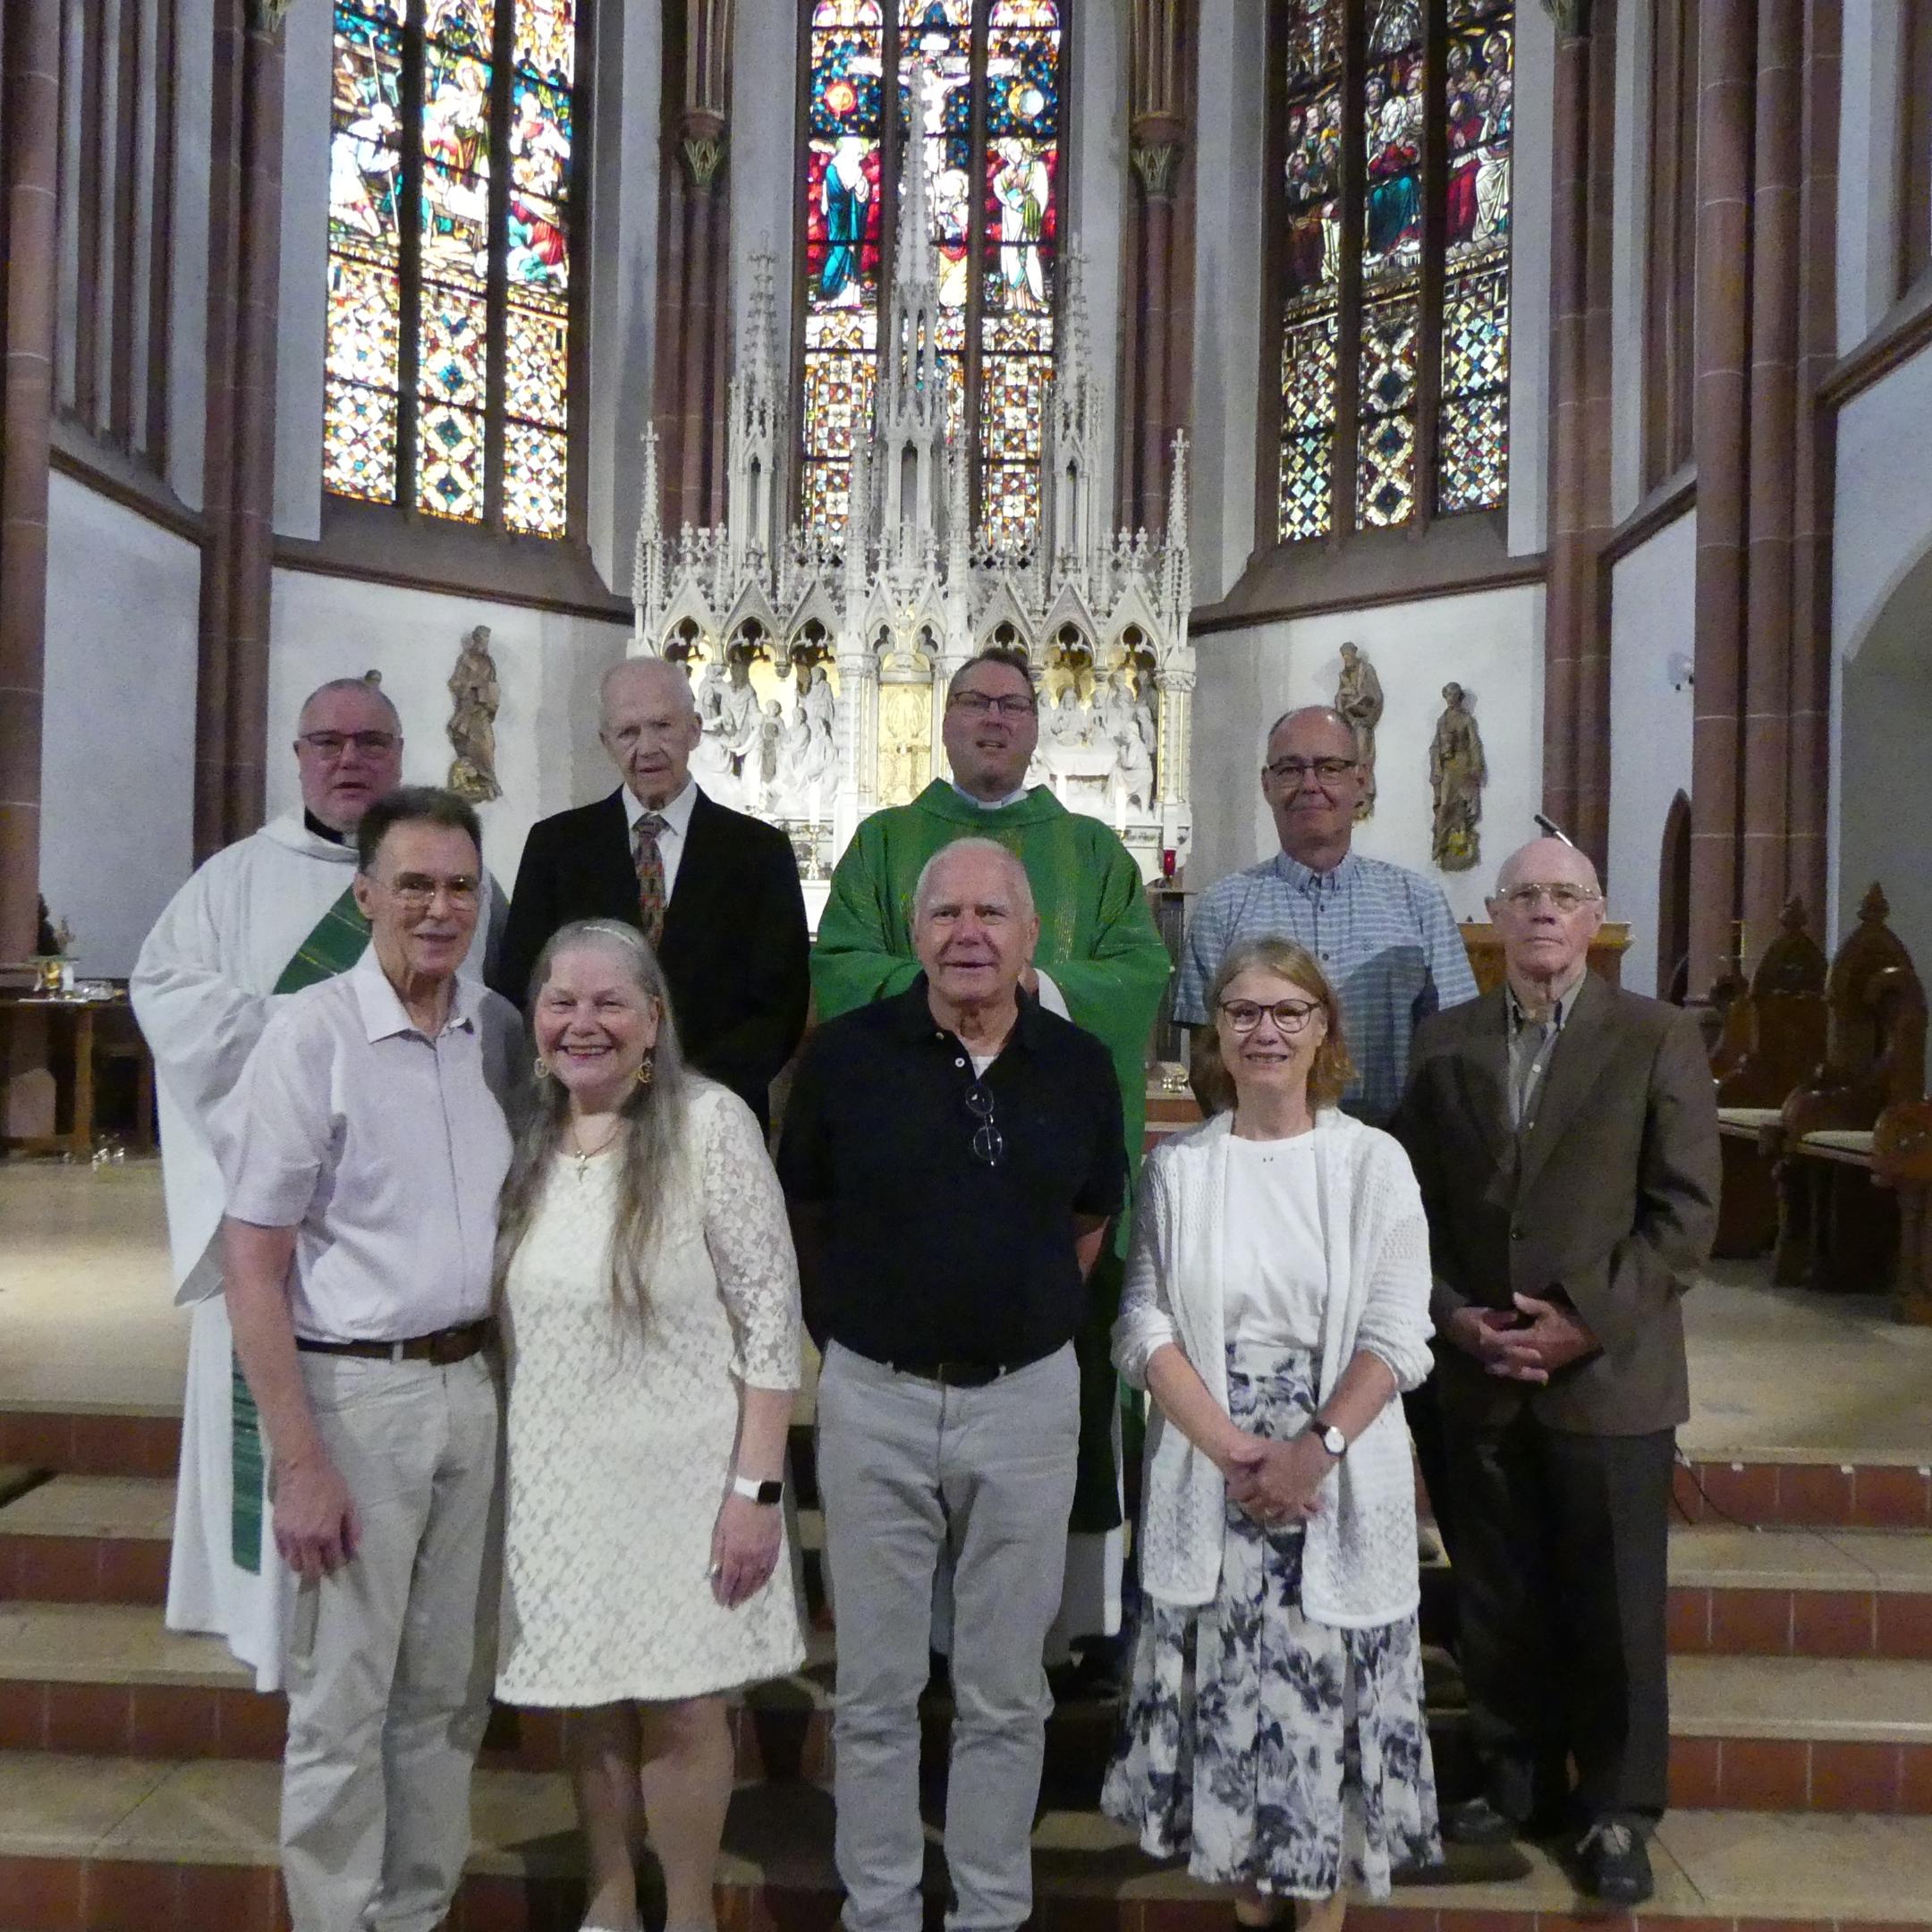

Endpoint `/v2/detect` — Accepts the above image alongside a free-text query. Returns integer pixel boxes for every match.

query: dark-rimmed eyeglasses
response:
[1492,883,1602,915]
[1263,756,1358,787]
[367,872,480,911]
[299,730,399,758]
[964,1081,1004,1166]
[948,691,1037,718]
[1218,997,1321,1034]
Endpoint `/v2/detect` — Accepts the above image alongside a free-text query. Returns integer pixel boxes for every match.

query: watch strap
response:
[732,1473,784,1505]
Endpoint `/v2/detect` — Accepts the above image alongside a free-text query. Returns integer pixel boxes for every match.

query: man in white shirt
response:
[493,656,809,1130]
[218,785,520,1932]
[131,678,499,1690]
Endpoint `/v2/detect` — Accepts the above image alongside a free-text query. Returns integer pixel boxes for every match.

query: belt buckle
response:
[428,1327,462,1367]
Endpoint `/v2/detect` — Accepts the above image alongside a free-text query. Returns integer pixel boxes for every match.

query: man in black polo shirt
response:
[779,836,1123,1932]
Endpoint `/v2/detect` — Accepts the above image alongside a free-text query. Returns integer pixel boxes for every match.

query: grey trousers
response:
[281,1352,503,1932]
[817,1339,1079,1932]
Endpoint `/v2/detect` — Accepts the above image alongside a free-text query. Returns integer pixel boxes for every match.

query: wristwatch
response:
[1309,1420,1347,1460]
[732,1474,784,1505]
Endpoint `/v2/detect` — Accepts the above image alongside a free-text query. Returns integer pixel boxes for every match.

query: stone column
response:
[1119,0,1194,532]
[1785,0,1841,927]
[1739,0,1802,958]
[193,0,284,861]
[653,0,733,532]
[1687,0,1757,996]
[0,0,61,961]
[1539,0,1618,869]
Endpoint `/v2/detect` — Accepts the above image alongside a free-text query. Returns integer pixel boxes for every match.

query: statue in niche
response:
[756,700,784,802]
[1429,681,1487,872]
[445,625,502,802]
[692,657,726,726]
[801,663,837,738]
[1335,640,1384,820]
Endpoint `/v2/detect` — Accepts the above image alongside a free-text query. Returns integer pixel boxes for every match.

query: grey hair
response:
[1263,704,1352,751]
[912,836,1036,924]
[600,655,697,723]
[494,919,691,1336]
[297,676,400,730]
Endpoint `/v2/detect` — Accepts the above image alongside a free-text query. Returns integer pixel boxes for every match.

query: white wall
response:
[40,476,201,976]
[1185,582,1546,922]
[1836,0,1905,355]
[1606,509,1697,996]
[1831,342,1932,963]
[267,572,631,888]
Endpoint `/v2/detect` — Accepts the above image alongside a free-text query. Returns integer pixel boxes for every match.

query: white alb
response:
[1114,1108,1436,1628]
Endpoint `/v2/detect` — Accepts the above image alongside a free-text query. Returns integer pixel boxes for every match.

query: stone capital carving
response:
[1131,140,1183,200]
[250,0,293,30]
[1540,0,1590,35]
[680,110,728,188]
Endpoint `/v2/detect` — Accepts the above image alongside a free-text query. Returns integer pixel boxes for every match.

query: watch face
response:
[756,1479,784,1505]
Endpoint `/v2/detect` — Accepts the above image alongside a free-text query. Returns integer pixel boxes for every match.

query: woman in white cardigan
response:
[1102,937,1441,1932]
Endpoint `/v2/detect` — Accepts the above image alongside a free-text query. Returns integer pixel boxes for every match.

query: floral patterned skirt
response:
[1101,1345,1441,1901]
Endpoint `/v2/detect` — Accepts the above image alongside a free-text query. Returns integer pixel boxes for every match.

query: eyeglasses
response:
[1218,997,1323,1034]
[369,872,480,911]
[964,1081,1004,1166]
[1493,883,1603,915]
[948,691,1037,718]
[299,731,399,758]
[1264,756,1358,787]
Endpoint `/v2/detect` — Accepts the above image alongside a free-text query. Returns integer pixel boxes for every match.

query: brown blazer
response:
[1393,972,1720,1436]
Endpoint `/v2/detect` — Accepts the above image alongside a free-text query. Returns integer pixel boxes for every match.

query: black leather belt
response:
[296,1318,494,1366]
[880,1342,1060,1387]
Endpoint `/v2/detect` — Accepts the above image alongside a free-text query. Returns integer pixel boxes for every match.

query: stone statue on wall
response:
[1335,640,1384,820]
[1429,681,1487,872]
[445,625,502,802]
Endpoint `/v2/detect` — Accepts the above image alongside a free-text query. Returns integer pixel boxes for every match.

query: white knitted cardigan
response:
[1113,1108,1436,1628]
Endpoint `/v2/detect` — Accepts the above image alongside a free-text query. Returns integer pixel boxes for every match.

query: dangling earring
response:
[533,1056,551,1081]
[637,1054,655,1088]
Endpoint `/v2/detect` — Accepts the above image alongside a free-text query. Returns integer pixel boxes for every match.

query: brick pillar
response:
[194,0,284,861]
[1688,0,1758,996]
[0,0,61,960]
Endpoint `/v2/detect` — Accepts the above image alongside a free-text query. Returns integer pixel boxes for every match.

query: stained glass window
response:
[799,0,1063,543]
[325,0,579,538]
[1271,0,1513,542]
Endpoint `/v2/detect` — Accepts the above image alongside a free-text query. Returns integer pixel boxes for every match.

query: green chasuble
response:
[230,884,371,1576]
[813,782,1173,1530]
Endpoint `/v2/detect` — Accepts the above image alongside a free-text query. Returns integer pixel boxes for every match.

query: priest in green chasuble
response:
[814,646,1173,1656]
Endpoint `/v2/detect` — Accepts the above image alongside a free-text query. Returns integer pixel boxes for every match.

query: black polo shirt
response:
[776,978,1125,1368]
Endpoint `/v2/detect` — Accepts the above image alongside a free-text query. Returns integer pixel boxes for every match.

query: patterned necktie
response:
[633,811,669,949]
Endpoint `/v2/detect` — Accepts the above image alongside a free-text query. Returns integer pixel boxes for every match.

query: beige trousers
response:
[281,1352,502,1932]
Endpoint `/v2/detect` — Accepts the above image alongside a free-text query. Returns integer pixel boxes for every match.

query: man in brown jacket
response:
[1394,837,1718,1906]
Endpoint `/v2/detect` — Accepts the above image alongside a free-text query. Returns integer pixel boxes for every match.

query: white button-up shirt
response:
[624,778,699,905]
[217,948,521,1343]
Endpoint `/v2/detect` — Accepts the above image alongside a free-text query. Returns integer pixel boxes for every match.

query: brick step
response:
[4,1605,1932,1816]
[4,1751,1932,1932]
[1674,1453,1932,1530]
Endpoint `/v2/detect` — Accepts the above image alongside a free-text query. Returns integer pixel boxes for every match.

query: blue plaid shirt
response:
[1174,851,1479,1126]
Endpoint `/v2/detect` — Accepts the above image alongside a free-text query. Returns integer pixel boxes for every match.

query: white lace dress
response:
[495,1080,807,1705]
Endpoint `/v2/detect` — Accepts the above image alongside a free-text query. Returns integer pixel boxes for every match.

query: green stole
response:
[230,882,369,1574]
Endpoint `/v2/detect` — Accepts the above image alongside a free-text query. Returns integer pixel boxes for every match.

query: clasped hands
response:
[1447,1292,1597,1384]
[1219,1429,1334,1528]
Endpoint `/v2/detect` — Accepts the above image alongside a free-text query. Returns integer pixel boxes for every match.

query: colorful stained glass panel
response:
[418,402,484,518]
[1357,294,1419,527]
[507,301,568,425]
[511,75,572,199]
[514,0,573,84]
[1280,314,1337,540]
[1438,267,1510,511]
[324,377,399,500]
[329,13,403,249]
[419,284,487,407]
[505,421,568,533]
[802,309,878,530]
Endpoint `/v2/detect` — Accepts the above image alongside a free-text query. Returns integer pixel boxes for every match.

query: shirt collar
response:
[351,945,481,1043]
[1273,848,1359,894]
[887,974,1047,1053]
[1506,967,1586,1034]
[625,778,698,839]
[948,780,1033,812]
[303,809,350,848]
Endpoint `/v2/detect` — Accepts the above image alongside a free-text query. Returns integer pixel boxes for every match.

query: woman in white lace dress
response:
[1102,938,1440,1932]
[493,919,805,1932]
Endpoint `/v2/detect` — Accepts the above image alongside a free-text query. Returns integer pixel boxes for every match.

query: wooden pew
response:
[1711,901,1828,1257]
[1773,883,1928,1298]
[1874,1100,1932,1324]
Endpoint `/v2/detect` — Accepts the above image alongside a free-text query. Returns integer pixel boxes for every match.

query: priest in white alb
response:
[131,677,501,1688]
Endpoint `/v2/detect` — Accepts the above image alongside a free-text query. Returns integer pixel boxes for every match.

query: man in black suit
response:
[494,657,809,1128]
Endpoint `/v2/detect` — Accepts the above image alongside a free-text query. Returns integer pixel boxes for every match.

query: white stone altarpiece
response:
[629,92,1194,910]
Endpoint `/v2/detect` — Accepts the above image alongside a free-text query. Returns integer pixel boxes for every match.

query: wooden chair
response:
[1774,884,1928,1296]
[1711,901,1827,1257]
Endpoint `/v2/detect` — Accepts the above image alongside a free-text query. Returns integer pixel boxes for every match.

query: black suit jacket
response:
[1393,972,1719,1436]
[492,787,810,1128]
